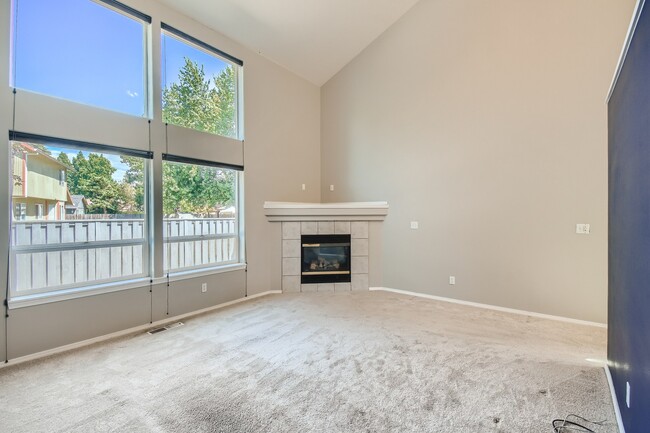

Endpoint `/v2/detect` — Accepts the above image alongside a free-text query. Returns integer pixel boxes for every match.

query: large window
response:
[162,25,241,138]
[163,157,240,273]
[11,0,150,117]
[9,135,151,296]
[6,2,245,304]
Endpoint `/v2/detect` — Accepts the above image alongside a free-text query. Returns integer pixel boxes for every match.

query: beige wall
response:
[321,0,635,323]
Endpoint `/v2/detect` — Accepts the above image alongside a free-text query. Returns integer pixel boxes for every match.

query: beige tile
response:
[282,258,300,276]
[282,276,301,292]
[317,283,335,292]
[351,256,369,274]
[334,221,351,234]
[351,238,369,257]
[334,283,351,292]
[301,284,318,293]
[282,222,301,240]
[301,221,318,234]
[282,240,301,258]
[318,221,334,234]
[351,221,368,238]
[351,274,369,291]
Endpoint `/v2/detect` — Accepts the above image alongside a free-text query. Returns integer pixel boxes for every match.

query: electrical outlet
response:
[576,224,591,234]
[626,381,631,408]
[449,276,456,285]
[410,221,419,229]
[201,283,207,293]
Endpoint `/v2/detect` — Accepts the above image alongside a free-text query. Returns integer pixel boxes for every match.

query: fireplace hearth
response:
[265,201,389,293]
[301,234,351,284]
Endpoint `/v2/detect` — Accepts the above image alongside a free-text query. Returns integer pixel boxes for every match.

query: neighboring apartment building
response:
[11,142,71,221]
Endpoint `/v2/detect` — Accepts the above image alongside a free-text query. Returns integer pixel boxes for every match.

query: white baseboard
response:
[369,287,606,328]
[605,366,626,433]
[1,290,282,369]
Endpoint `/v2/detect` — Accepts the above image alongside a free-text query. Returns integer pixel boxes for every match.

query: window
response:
[11,0,150,117]
[14,203,26,221]
[9,134,152,297]
[162,157,241,273]
[6,4,246,305]
[162,24,242,138]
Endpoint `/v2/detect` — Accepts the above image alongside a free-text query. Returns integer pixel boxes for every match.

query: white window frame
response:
[161,23,243,140]
[10,0,152,118]
[162,158,243,275]
[14,203,26,221]
[8,136,153,299]
[5,2,246,309]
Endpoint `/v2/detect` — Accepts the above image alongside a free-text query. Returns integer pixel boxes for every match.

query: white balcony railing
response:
[10,217,238,296]
[164,218,237,273]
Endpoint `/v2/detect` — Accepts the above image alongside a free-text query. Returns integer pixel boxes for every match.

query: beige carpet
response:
[0,291,617,433]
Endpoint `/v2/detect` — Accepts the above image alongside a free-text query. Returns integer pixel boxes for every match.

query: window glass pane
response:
[12,0,147,117]
[163,160,239,273]
[162,31,239,138]
[9,140,149,296]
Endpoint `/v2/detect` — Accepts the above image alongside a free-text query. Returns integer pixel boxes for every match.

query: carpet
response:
[0,291,617,432]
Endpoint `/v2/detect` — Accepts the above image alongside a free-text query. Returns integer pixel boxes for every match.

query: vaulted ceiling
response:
[157,0,420,86]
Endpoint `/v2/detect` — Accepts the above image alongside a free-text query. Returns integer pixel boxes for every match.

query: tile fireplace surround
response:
[264,202,389,293]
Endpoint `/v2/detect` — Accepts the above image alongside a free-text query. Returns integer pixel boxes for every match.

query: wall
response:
[0,0,320,360]
[321,0,634,323]
[1,0,11,363]
[608,1,650,431]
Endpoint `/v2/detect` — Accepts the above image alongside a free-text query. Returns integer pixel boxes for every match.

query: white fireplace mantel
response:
[264,201,389,222]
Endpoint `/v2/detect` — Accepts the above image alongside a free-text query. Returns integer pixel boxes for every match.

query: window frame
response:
[161,23,243,140]
[161,154,244,275]
[10,0,152,118]
[8,133,154,299]
[14,203,26,221]
[5,3,247,308]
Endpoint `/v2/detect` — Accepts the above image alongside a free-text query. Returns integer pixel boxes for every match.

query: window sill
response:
[8,263,247,310]
[8,278,153,310]
[154,263,247,285]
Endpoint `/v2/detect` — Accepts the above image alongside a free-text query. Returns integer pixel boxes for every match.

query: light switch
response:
[576,224,591,234]
[410,221,419,229]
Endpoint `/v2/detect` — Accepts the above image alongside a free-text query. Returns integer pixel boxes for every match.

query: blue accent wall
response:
[608,3,650,432]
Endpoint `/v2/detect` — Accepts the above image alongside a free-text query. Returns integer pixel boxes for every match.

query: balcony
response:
[10,217,237,296]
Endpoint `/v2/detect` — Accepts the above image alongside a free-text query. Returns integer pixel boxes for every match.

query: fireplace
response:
[301,234,351,284]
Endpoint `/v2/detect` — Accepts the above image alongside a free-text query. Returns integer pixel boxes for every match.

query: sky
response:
[13,0,231,179]
[13,0,230,117]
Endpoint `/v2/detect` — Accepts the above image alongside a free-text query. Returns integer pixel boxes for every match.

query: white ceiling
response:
[157,0,420,86]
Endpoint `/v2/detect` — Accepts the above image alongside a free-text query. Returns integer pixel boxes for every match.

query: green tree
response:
[57,152,72,167]
[68,152,122,214]
[120,155,145,212]
[213,65,236,137]
[162,162,234,216]
[156,58,238,216]
[162,58,236,137]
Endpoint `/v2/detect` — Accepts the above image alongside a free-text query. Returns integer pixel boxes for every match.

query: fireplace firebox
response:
[301,234,351,284]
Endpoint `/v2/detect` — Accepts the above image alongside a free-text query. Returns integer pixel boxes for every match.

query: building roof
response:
[66,195,88,210]
[12,142,72,170]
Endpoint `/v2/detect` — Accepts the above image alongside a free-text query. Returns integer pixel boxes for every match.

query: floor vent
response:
[147,322,184,335]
